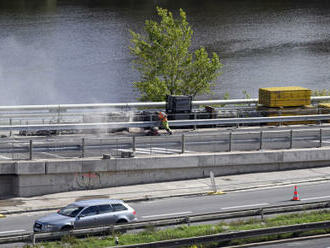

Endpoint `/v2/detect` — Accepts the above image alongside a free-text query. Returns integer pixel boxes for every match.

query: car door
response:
[74,206,99,229]
[95,204,117,226]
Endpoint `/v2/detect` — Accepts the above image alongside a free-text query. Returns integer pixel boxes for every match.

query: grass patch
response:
[26,210,330,248]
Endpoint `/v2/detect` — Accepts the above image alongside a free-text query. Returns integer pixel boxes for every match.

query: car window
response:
[111,203,127,211]
[80,206,99,217]
[58,205,84,217]
[98,204,113,214]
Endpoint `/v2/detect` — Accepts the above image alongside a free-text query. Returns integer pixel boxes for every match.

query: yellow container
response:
[259,86,311,107]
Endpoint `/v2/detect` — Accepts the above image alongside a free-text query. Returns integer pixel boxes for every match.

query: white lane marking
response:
[221,203,270,210]
[117,148,167,154]
[118,147,191,154]
[137,148,176,154]
[301,195,330,201]
[40,152,65,158]
[0,229,26,234]
[142,211,193,219]
[0,155,10,160]
[117,148,151,154]
[311,140,330,144]
[152,147,191,153]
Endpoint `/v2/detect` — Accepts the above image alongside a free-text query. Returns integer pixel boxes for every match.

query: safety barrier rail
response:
[0,96,329,112]
[0,114,330,131]
[0,200,329,245]
[114,221,330,248]
[0,96,328,127]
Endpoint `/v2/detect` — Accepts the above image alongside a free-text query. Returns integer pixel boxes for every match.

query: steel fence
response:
[0,127,329,161]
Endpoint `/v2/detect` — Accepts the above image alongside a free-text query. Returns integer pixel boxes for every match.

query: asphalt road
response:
[1,181,330,235]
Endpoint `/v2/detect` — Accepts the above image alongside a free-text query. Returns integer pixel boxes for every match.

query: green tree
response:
[129,7,222,101]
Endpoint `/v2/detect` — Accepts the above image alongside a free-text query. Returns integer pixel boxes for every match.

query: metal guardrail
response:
[115,221,330,248]
[0,200,329,245]
[1,126,329,160]
[0,114,330,131]
[0,96,329,112]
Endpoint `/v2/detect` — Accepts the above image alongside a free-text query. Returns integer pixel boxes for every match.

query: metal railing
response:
[0,114,330,132]
[115,221,330,248]
[0,200,329,245]
[0,96,329,112]
[0,127,329,161]
[0,96,328,128]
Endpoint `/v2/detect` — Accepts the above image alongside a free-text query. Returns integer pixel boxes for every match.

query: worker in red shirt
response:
[158,112,172,135]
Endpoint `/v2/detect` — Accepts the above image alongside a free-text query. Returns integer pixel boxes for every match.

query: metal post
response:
[81,138,85,158]
[57,106,60,123]
[132,136,136,152]
[319,129,322,148]
[185,216,191,226]
[31,233,35,245]
[29,140,33,160]
[236,111,239,128]
[9,118,12,137]
[289,130,293,149]
[181,134,185,154]
[259,131,263,150]
[229,132,232,152]
[194,113,197,130]
[260,208,264,222]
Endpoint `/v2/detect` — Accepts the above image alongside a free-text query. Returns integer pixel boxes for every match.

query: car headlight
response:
[45,224,55,230]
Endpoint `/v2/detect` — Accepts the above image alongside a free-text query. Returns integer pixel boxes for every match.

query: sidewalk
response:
[1,166,330,215]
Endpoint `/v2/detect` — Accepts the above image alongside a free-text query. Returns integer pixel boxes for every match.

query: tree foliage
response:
[129,7,222,101]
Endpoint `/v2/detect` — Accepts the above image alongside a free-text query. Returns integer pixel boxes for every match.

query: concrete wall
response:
[1,147,330,198]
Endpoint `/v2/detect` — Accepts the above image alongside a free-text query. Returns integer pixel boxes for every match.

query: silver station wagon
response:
[34,199,137,232]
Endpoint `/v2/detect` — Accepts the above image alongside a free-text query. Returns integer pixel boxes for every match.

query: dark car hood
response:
[37,213,74,225]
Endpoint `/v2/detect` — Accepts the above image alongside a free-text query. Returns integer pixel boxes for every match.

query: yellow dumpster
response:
[259,86,311,107]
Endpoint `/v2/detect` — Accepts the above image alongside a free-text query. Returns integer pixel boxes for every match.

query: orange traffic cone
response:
[292,185,300,201]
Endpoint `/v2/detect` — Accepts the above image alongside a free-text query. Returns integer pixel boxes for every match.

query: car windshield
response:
[58,205,84,217]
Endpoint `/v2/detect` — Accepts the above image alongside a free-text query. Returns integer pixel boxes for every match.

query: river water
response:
[0,0,329,105]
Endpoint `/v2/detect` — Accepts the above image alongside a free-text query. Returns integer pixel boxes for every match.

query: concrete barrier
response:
[1,147,330,197]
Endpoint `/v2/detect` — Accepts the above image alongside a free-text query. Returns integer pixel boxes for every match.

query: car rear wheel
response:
[116,219,128,224]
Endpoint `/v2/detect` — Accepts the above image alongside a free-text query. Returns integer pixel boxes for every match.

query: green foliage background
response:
[129,7,222,101]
